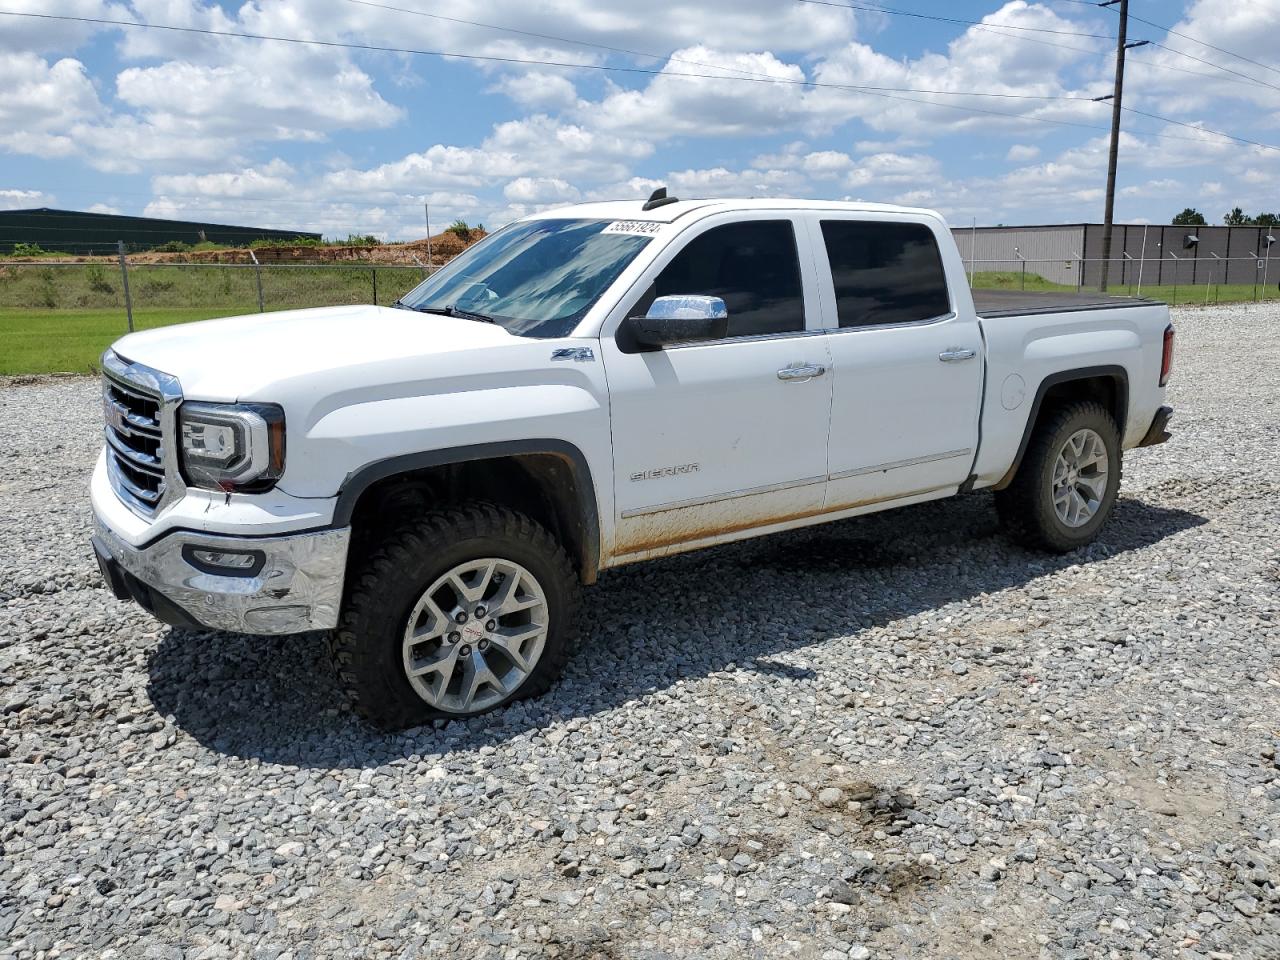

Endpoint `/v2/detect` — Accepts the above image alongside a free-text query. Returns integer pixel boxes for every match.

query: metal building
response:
[951,224,1086,285]
[0,208,321,255]
[951,222,1279,289]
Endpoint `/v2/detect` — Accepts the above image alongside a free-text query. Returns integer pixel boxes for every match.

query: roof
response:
[0,206,318,235]
[524,197,942,224]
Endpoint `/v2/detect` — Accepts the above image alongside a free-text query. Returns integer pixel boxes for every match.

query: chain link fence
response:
[3,250,1279,344]
[0,259,435,332]
[964,255,1280,306]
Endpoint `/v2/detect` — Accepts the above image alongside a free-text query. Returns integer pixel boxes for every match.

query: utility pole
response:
[424,202,433,269]
[1096,0,1148,293]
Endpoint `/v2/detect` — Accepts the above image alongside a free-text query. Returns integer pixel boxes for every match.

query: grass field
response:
[0,307,251,376]
[0,262,429,375]
[3,268,1279,376]
[970,270,1280,306]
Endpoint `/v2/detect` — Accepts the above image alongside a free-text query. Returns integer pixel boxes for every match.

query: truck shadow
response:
[147,493,1205,768]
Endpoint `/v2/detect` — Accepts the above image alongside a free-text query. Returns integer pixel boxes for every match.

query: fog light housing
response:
[183,545,265,577]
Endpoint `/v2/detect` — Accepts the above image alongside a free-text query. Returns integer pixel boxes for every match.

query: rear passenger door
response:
[813,216,983,508]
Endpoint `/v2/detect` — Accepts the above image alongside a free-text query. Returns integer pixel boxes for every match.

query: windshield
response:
[397,218,654,338]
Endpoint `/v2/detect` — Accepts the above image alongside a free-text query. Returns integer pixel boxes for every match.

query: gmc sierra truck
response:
[91,194,1175,728]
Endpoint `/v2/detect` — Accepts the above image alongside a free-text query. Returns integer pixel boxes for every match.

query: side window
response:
[820,220,951,328]
[647,220,805,338]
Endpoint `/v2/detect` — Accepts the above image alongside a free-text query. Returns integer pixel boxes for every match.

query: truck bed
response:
[973,289,1160,318]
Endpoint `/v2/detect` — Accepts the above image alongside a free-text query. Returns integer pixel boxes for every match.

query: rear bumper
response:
[92,515,350,634]
[1137,405,1173,447]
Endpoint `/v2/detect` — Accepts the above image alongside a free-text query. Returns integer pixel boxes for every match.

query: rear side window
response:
[820,220,950,328]
[649,220,805,338]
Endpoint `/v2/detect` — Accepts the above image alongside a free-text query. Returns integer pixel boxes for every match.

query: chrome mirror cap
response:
[644,295,728,321]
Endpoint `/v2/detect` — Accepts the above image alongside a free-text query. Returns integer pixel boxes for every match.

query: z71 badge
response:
[631,463,700,482]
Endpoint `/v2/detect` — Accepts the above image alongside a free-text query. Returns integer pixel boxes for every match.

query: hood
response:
[110,304,518,400]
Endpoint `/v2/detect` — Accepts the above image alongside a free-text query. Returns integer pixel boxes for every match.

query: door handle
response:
[938,348,977,363]
[777,362,827,382]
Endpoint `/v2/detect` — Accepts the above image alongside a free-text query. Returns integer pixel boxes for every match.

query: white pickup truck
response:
[91,194,1175,727]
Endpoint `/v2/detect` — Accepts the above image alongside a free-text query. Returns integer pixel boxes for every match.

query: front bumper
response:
[92,515,351,635]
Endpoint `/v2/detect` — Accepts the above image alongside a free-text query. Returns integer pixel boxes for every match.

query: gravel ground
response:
[2,303,1279,960]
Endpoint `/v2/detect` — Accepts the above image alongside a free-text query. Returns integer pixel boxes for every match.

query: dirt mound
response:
[13,228,488,266]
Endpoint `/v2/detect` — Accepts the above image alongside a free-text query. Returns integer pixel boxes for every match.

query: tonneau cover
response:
[973,289,1162,318]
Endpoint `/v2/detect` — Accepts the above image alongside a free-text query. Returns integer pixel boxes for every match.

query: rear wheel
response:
[996,400,1121,552]
[330,503,579,728]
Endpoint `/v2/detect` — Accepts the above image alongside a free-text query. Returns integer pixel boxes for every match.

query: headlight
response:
[178,402,285,492]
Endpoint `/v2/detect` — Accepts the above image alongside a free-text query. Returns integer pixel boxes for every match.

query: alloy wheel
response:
[1051,428,1109,528]
[401,557,549,713]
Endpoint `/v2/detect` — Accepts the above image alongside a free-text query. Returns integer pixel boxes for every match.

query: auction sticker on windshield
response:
[602,220,664,236]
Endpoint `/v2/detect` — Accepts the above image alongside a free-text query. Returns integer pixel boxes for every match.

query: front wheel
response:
[330,503,579,729]
[996,400,1121,552]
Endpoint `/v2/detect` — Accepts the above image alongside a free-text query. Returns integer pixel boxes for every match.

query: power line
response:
[4,8,1276,152]
[794,0,1116,39]
[1123,46,1280,89]
[960,21,1272,89]
[357,0,1273,95]
[1127,10,1280,80]
[0,9,1095,104]
[344,0,770,80]
[812,0,1280,94]
[1144,39,1280,94]
[1059,0,1280,91]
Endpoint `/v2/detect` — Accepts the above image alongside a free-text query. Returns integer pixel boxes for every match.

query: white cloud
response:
[588,47,811,139]
[0,54,103,158]
[846,152,940,189]
[0,0,124,54]
[152,161,297,199]
[0,189,54,209]
[4,0,1277,236]
[665,165,807,197]
[491,72,580,109]
[1,0,401,174]
[503,177,581,204]
[114,55,401,143]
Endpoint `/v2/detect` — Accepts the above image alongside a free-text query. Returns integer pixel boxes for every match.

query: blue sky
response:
[4,0,1278,241]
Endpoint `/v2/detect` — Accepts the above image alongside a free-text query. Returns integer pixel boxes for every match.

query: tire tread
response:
[328,501,579,728]
[995,400,1120,552]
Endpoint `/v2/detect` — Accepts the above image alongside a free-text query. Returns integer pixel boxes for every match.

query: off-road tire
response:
[995,400,1121,552]
[329,502,579,729]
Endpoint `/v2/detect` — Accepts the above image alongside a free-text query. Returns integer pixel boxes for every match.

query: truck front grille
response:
[101,352,183,517]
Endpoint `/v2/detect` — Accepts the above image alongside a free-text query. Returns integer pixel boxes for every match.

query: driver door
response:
[600,215,833,562]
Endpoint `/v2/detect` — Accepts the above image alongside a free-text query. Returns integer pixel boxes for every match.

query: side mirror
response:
[627,295,728,349]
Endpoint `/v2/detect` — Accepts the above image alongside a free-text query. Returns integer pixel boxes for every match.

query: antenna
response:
[642,187,679,211]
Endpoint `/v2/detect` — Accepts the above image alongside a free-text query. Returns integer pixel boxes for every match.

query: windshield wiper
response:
[402,304,497,324]
[443,305,497,324]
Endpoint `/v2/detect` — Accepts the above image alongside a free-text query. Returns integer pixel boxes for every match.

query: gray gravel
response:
[3,303,1279,960]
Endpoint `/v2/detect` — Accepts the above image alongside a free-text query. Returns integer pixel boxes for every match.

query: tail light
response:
[1159,324,1175,386]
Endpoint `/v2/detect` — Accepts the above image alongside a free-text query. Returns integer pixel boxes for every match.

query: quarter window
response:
[820,220,950,328]
[646,220,805,338]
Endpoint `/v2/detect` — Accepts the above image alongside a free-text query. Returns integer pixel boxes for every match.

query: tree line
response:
[1172,207,1279,226]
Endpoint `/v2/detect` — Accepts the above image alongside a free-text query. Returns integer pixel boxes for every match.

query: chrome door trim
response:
[619,474,826,519]
[822,311,957,335]
[663,327,827,350]
[829,448,972,482]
